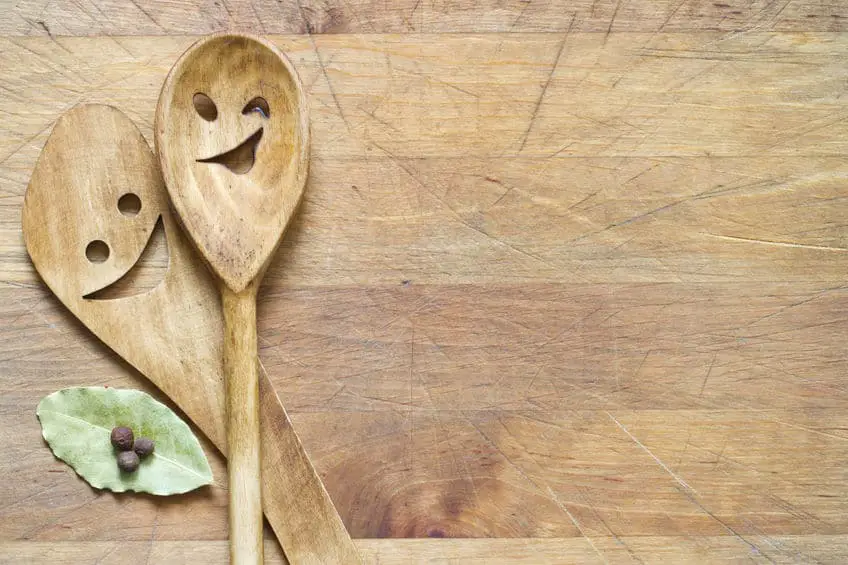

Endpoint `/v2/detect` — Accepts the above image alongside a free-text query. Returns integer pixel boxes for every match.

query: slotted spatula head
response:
[155,34,310,293]
[23,104,171,300]
[22,103,227,441]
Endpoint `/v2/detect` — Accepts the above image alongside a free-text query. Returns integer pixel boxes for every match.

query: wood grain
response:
[2,11,848,564]
[222,286,264,565]
[1,1,846,35]
[1,34,846,290]
[0,33,845,162]
[4,536,848,564]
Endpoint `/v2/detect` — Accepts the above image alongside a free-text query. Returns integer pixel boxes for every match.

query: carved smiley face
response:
[193,93,269,174]
[156,34,303,189]
[155,34,309,292]
[23,105,169,300]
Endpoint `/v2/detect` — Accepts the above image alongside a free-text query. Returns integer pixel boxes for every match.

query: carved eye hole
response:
[86,240,109,263]
[193,93,217,121]
[242,97,270,119]
[118,193,141,216]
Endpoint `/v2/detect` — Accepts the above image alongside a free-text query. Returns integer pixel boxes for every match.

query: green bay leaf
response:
[37,387,213,495]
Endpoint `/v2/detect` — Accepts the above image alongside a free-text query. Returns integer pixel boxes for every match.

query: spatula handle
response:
[222,285,263,565]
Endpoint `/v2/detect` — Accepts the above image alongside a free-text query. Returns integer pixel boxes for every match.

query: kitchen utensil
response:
[155,34,310,564]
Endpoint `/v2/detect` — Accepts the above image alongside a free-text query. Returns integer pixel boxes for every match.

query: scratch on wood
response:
[622,163,660,185]
[678,486,778,563]
[550,488,610,564]
[0,120,55,167]
[758,113,848,151]
[702,232,848,252]
[462,412,601,555]
[674,429,692,474]
[143,512,159,565]
[32,19,68,54]
[91,544,120,565]
[769,0,794,24]
[487,183,515,209]
[509,0,532,31]
[699,354,717,397]
[359,107,401,132]
[107,36,135,58]
[5,37,93,90]
[607,412,696,492]
[633,349,652,379]
[81,0,110,22]
[394,67,479,98]
[591,0,601,17]
[577,486,645,564]
[549,141,576,157]
[517,14,574,153]
[128,0,164,30]
[712,441,727,470]
[762,416,848,442]
[68,0,97,24]
[745,285,845,328]
[566,200,681,245]
[566,190,599,212]
[660,0,688,31]
[0,281,40,290]
[402,0,422,31]
[605,0,622,44]
[311,36,351,132]
[372,142,559,271]
[19,490,103,540]
[248,1,268,34]
[566,173,774,246]
[296,0,351,132]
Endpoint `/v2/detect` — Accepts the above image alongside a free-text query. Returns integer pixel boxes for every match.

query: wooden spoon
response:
[23,104,361,564]
[155,35,310,564]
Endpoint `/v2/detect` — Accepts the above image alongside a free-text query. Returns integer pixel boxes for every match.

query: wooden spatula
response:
[23,104,361,564]
[154,35,310,564]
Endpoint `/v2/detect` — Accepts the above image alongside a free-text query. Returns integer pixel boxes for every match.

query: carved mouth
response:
[84,216,168,300]
[196,128,263,175]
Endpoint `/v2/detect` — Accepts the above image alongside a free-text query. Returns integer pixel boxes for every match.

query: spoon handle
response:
[222,285,263,565]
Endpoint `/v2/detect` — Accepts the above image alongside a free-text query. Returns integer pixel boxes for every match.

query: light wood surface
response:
[156,34,314,564]
[2,2,848,563]
[1,1,845,34]
[6,536,848,564]
[222,285,264,565]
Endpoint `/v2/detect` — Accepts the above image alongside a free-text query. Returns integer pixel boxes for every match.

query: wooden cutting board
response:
[1,2,847,563]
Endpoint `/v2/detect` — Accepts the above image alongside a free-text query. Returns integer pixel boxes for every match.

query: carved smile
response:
[84,217,167,300]
[196,127,263,175]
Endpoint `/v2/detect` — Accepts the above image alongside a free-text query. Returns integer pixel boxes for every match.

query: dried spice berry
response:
[110,426,134,451]
[117,450,140,473]
[134,437,155,458]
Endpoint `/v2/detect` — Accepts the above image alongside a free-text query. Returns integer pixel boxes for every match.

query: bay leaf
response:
[37,387,213,495]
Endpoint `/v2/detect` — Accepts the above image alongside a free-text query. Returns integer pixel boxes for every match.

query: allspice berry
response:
[110,426,134,451]
[117,450,140,473]
[133,437,155,458]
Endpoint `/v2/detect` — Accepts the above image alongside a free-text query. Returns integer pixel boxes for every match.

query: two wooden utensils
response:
[23,34,360,564]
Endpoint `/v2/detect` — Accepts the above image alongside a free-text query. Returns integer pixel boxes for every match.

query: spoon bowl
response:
[156,34,309,293]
